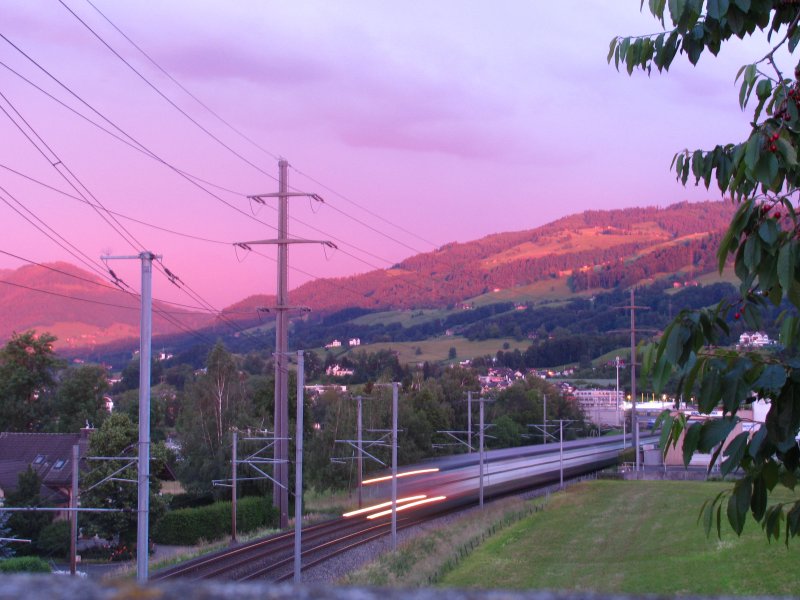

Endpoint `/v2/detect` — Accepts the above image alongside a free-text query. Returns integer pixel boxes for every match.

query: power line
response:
[58,0,279,184]
[290,165,437,250]
[40,10,439,267]
[0,87,244,338]
[0,163,370,302]
[81,0,281,164]
[75,0,437,254]
[0,34,421,273]
[0,278,216,346]
[0,69,259,340]
[0,184,110,281]
[0,57,251,199]
[0,248,257,316]
[0,87,144,254]
[0,28,461,307]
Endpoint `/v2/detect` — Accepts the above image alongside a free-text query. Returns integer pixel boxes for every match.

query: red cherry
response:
[771,143,778,152]
[734,312,740,320]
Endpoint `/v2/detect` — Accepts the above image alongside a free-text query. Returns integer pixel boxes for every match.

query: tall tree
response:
[55,364,110,432]
[176,342,253,494]
[80,413,165,546]
[5,467,53,554]
[0,331,62,432]
[613,1,800,541]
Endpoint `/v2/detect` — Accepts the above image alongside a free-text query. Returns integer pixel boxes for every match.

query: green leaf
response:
[787,502,800,542]
[698,417,737,453]
[777,242,795,300]
[706,0,729,20]
[762,456,779,489]
[776,137,797,167]
[668,0,687,23]
[700,498,714,536]
[657,410,675,450]
[728,7,744,35]
[607,38,618,63]
[743,235,761,271]
[733,0,750,11]
[727,477,751,535]
[683,421,702,467]
[764,503,783,542]
[753,364,787,394]
[744,134,760,170]
[758,219,778,245]
[755,78,771,101]
[721,431,749,476]
[754,152,779,187]
[751,475,767,521]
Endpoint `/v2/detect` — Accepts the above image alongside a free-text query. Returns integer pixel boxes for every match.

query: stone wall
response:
[0,575,788,600]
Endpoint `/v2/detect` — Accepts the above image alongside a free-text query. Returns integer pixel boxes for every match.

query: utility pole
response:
[391,382,398,551]
[103,251,158,583]
[614,356,622,442]
[357,395,363,507]
[559,420,564,489]
[614,356,625,434]
[626,288,649,471]
[479,397,485,507]
[237,159,330,529]
[69,444,79,576]
[542,394,547,445]
[294,351,304,584]
[476,396,495,508]
[467,391,473,453]
[231,430,238,543]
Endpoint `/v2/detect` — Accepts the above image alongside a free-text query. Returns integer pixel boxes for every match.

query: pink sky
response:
[0,1,776,312]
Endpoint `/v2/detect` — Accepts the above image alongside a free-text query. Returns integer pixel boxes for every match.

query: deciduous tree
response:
[55,364,110,432]
[612,0,800,542]
[0,331,62,432]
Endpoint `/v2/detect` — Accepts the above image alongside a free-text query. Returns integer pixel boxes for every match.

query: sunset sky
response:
[0,1,776,311]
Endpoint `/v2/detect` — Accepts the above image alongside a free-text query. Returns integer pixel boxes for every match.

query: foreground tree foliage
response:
[613,0,800,542]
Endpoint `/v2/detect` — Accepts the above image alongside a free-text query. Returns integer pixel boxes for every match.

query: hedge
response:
[36,520,71,558]
[0,556,51,573]
[152,496,278,545]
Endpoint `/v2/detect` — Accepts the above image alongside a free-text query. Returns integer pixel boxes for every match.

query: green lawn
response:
[440,480,800,595]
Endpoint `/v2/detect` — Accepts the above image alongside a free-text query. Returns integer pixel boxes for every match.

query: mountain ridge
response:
[0,200,736,351]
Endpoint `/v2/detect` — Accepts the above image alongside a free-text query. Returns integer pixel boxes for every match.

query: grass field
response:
[345,335,528,365]
[439,480,800,595]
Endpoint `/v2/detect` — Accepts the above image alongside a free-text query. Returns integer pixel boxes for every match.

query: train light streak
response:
[361,468,440,485]
[342,495,427,518]
[366,496,447,519]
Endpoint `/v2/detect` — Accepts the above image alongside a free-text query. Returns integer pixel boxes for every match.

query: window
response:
[32,455,45,465]
[52,459,66,470]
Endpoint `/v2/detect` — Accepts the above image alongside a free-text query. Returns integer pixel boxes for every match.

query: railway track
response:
[154,434,653,581]
[152,512,427,582]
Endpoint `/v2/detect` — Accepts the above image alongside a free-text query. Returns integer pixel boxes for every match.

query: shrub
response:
[153,496,278,545]
[36,520,71,558]
[167,492,214,510]
[0,556,51,573]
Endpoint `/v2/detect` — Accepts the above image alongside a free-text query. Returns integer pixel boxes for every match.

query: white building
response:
[325,339,342,349]
[326,364,354,377]
[348,338,361,347]
[738,332,773,348]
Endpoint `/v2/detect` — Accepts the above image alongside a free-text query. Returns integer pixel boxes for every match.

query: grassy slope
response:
[343,335,528,365]
[440,480,800,595]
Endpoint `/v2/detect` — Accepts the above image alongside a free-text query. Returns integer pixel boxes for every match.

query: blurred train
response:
[347,433,658,519]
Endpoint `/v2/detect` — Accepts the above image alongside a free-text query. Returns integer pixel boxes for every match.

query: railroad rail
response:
[154,434,654,581]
